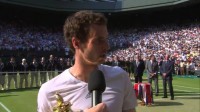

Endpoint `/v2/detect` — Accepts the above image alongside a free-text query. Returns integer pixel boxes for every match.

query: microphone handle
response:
[92,90,102,107]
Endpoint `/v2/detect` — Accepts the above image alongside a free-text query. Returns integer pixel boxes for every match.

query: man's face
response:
[50,55,54,60]
[79,24,109,65]
[151,56,155,60]
[33,59,36,63]
[11,58,15,62]
[41,57,45,62]
[165,55,170,60]
[135,55,140,60]
[22,59,26,64]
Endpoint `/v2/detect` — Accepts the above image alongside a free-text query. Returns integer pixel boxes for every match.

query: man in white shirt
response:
[37,10,137,112]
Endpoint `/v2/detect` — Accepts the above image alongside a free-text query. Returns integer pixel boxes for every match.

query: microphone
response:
[88,70,106,107]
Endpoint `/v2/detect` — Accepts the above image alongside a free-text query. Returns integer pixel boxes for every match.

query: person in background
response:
[47,54,57,80]
[37,10,137,112]
[38,57,47,85]
[129,57,135,80]
[146,55,159,96]
[158,56,163,76]
[174,59,180,75]
[0,58,6,90]
[30,58,39,87]
[189,61,195,75]
[112,55,120,66]
[180,60,185,75]
[6,57,18,89]
[104,56,112,66]
[185,61,190,75]
[160,54,174,100]
[132,54,145,83]
[66,58,72,69]
[19,58,29,88]
[57,57,66,74]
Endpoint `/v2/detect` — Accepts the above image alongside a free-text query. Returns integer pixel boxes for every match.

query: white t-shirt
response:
[37,64,137,112]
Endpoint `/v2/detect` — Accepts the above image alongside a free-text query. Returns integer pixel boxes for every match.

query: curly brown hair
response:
[63,10,107,53]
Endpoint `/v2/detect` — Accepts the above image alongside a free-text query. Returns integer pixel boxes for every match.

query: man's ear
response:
[72,37,80,49]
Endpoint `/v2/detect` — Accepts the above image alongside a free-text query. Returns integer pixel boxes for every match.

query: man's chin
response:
[88,61,103,65]
[89,58,106,65]
[99,58,106,63]
[95,59,105,65]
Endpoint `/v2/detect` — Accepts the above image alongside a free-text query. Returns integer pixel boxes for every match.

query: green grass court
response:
[0,75,199,112]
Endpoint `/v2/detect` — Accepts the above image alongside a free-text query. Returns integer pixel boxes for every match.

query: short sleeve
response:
[37,85,52,112]
[122,72,137,111]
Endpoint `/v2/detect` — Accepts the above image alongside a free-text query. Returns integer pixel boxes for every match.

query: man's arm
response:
[166,62,173,75]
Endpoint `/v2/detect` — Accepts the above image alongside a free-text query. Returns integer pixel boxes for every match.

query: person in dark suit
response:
[112,55,120,66]
[38,57,47,85]
[125,57,132,78]
[6,57,18,89]
[57,58,66,74]
[19,58,29,88]
[133,55,145,83]
[0,58,6,90]
[47,54,57,80]
[104,57,112,66]
[160,54,174,100]
[29,58,39,87]
[146,55,159,96]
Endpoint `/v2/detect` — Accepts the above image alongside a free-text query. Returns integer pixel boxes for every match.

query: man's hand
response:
[162,73,166,78]
[84,103,108,112]
[150,73,155,78]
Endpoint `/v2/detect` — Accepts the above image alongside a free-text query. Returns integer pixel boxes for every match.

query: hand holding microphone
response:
[84,103,107,112]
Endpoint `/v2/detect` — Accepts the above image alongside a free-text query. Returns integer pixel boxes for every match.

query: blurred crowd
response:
[0,20,66,51]
[106,23,200,75]
[0,17,200,78]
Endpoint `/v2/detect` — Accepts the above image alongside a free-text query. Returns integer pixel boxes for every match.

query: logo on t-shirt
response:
[85,92,91,99]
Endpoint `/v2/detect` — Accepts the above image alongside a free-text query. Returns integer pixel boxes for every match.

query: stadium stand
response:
[0,0,199,90]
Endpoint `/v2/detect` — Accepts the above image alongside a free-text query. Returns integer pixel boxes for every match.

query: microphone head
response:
[88,70,106,93]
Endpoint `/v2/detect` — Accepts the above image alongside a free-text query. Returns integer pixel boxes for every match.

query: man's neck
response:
[70,58,98,82]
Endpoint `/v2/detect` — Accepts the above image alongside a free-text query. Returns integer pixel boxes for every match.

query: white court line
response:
[0,102,11,112]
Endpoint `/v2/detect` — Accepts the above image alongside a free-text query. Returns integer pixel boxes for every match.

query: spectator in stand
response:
[104,56,112,66]
[112,55,120,66]
[186,61,190,75]
[189,61,196,75]
[1,17,200,70]
[179,60,185,75]
[174,59,180,75]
